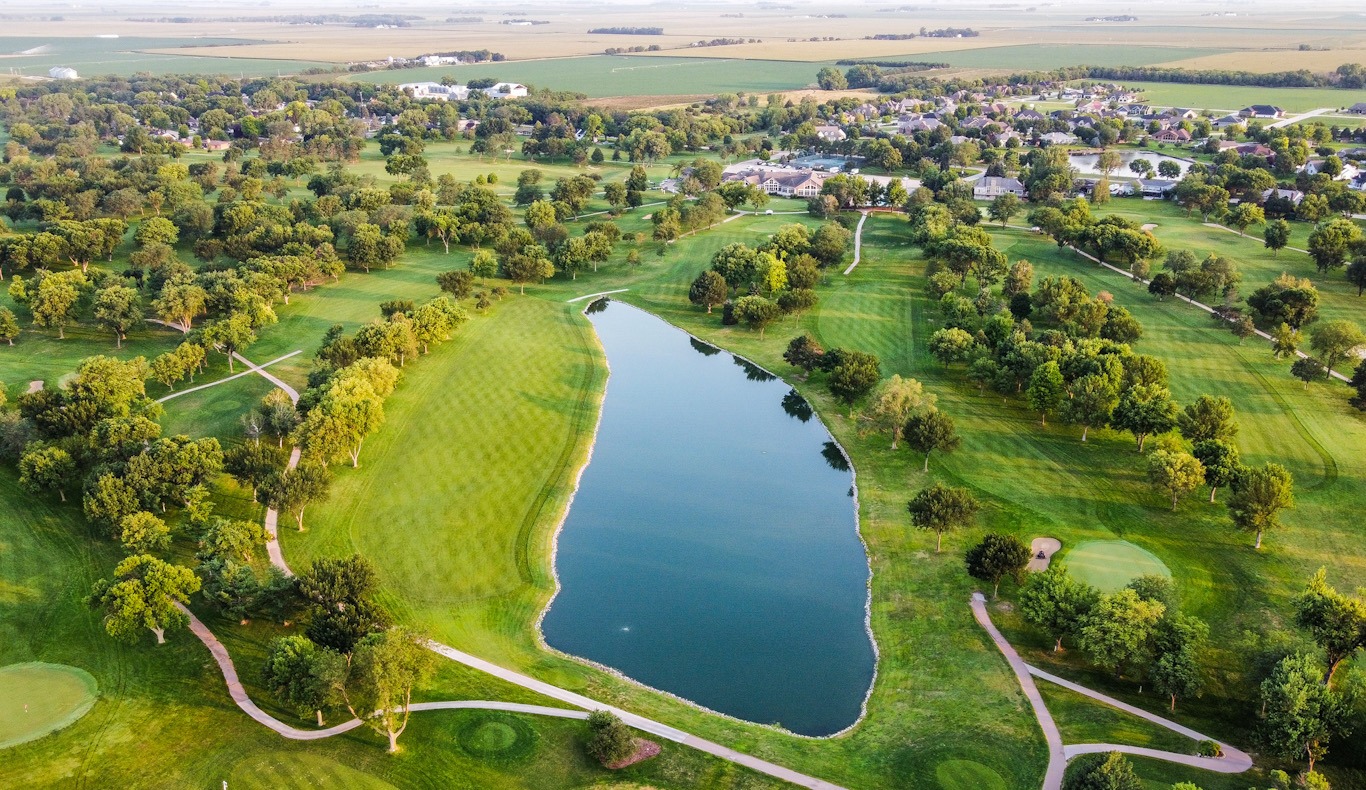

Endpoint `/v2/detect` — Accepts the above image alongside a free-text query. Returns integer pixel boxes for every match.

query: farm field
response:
[1119,81,1366,113]
[926,44,1230,72]
[347,55,823,98]
[0,35,333,78]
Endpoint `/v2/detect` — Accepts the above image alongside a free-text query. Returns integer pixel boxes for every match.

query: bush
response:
[585,710,636,766]
[1195,739,1223,758]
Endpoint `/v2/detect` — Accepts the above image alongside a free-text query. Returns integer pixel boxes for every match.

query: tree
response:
[1020,566,1098,652]
[586,710,639,766]
[469,249,498,284]
[1061,375,1118,442]
[965,533,1031,598]
[18,444,75,501]
[1062,751,1142,790]
[501,244,555,294]
[859,375,933,449]
[262,635,347,726]
[343,627,437,753]
[1293,568,1366,685]
[298,554,376,613]
[93,285,143,348]
[201,313,258,373]
[1226,203,1264,236]
[1078,588,1165,677]
[1192,439,1240,503]
[688,270,728,313]
[135,216,179,247]
[1026,361,1065,426]
[1176,394,1238,443]
[988,193,1021,228]
[1259,653,1351,772]
[1264,218,1292,256]
[904,409,960,471]
[1306,218,1362,273]
[783,332,825,373]
[29,271,86,339]
[198,517,268,564]
[816,66,848,91]
[436,270,474,299]
[1147,449,1205,510]
[733,295,780,337]
[86,554,201,644]
[1292,356,1327,387]
[1273,322,1302,359]
[1232,314,1257,344]
[152,278,208,332]
[261,388,299,447]
[907,483,979,553]
[810,223,853,268]
[928,327,976,367]
[0,306,19,345]
[119,512,171,555]
[828,350,881,409]
[1346,258,1366,297]
[1309,320,1365,376]
[262,463,332,530]
[1228,462,1294,549]
[1352,360,1366,411]
[1112,384,1179,452]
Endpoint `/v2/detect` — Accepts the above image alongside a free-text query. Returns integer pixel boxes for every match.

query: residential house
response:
[1212,114,1244,130]
[398,82,470,101]
[973,176,1027,200]
[1239,105,1284,119]
[1152,128,1192,143]
[1038,131,1077,146]
[1016,108,1046,122]
[203,140,232,152]
[723,169,826,198]
[962,116,1001,132]
[484,83,529,99]
[814,124,847,142]
[898,116,942,133]
[1261,188,1305,205]
[1137,179,1177,198]
[1348,103,1366,115]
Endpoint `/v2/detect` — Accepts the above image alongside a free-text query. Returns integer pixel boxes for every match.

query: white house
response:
[814,124,847,142]
[48,66,78,80]
[1137,179,1177,198]
[973,176,1026,200]
[1039,131,1077,146]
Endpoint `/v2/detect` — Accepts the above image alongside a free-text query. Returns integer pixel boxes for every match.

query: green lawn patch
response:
[0,663,97,749]
[1061,540,1171,593]
[1036,680,1194,754]
[934,758,1009,790]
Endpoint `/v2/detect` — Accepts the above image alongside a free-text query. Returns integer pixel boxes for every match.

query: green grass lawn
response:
[5,149,1366,788]
[1034,679,1196,755]
[1116,81,1366,113]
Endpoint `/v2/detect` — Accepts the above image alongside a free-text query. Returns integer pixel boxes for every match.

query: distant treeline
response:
[863,27,978,41]
[1051,63,1366,89]
[604,45,665,54]
[837,59,949,69]
[589,27,664,35]
[445,17,484,24]
[691,38,758,47]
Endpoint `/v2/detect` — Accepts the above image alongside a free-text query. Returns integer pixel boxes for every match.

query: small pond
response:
[541,300,875,736]
[1068,150,1194,177]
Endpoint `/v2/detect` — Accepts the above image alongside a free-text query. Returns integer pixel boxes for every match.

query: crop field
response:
[0,35,333,78]
[925,44,1230,72]
[348,55,822,98]
[1116,81,1366,113]
[1159,47,1366,73]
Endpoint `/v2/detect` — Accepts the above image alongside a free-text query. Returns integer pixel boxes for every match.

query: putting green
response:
[935,759,1008,790]
[1062,540,1171,593]
[0,662,98,749]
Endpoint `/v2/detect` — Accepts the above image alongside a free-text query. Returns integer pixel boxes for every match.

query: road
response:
[1265,107,1332,129]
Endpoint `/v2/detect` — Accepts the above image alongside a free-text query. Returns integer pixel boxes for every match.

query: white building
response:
[484,82,528,99]
[973,176,1026,200]
[398,82,470,101]
[48,66,78,80]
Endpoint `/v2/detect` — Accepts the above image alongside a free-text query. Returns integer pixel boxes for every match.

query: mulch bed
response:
[607,739,661,769]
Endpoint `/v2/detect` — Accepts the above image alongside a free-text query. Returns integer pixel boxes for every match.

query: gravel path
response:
[973,593,1253,788]
[842,211,870,275]
[155,350,302,404]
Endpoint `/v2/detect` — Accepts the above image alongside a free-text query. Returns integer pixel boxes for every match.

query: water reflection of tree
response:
[689,336,722,357]
[585,297,610,314]
[731,355,777,382]
[821,441,850,472]
[782,389,813,422]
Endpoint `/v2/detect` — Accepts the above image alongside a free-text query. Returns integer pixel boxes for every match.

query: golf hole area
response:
[0,662,98,749]
[1062,540,1171,592]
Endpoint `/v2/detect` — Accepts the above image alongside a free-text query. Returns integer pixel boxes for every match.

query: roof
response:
[975,176,1026,190]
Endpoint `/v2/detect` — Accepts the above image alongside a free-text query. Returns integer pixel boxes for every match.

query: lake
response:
[1069,150,1194,177]
[540,300,875,736]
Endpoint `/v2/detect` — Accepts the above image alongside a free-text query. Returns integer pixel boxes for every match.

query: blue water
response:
[541,300,875,736]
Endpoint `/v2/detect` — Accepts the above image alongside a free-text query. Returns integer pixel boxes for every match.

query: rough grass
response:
[1035,680,1196,755]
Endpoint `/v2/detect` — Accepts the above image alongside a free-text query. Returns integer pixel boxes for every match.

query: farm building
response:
[48,66,78,80]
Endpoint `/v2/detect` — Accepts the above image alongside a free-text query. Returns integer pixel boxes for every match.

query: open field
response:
[928,44,1229,72]
[0,35,332,78]
[1160,48,1366,73]
[347,55,822,98]
[1119,81,1366,113]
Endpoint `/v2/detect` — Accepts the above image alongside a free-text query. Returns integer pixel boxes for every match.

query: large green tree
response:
[907,482,979,553]
[1078,588,1165,677]
[262,635,348,726]
[903,409,960,471]
[1020,566,1099,652]
[1146,449,1205,510]
[1229,463,1295,549]
[1112,384,1179,452]
[343,627,437,753]
[1293,568,1366,685]
[1258,653,1351,771]
[965,533,1031,598]
[87,554,201,644]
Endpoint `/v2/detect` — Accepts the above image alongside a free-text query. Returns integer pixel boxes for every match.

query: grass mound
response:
[457,713,538,761]
[934,759,1008,790]
[0,663,98,749]
[1062,540,1170,593]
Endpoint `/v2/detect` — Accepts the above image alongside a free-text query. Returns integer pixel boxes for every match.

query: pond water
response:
[541,300,875,736]
[1068,150,1194,177]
